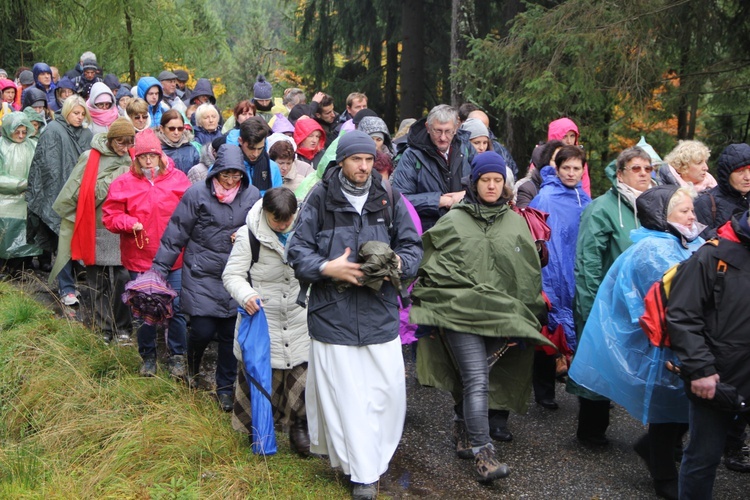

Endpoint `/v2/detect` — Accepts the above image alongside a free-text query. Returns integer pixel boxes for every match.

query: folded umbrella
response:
[121,270,177,326]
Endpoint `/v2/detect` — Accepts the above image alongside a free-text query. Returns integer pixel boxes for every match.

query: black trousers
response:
[577,396,610,438]
[532,349,557,401]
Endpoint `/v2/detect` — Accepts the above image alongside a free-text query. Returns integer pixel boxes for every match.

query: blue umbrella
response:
[237,307,277,455]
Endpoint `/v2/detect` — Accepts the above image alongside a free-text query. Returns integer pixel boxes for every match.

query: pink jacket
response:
[547,118,591,196]
[102,158,191,272]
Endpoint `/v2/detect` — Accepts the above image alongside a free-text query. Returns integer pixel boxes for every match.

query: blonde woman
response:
[660,140,716,192]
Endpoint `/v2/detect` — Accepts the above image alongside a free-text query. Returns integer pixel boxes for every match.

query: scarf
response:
[88,103,119,128]
[212,177,240,204]
[669,220,707,242]
[245,150,273,192]
[156,128,193,148]
[70,149,102,265]
[668,164,718,193]
[338,169,372,197]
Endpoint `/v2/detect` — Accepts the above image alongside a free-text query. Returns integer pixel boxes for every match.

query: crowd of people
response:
[1,51,749,500]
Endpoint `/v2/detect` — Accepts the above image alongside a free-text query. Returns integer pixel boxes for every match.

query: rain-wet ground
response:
[13,270,750,499]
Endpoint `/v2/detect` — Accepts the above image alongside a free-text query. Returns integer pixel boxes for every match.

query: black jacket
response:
[694,143,750,238]
[667,214,750,400]
[287,167,423,346]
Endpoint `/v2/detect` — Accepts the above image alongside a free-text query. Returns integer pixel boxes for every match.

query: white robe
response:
[306,336,406,484]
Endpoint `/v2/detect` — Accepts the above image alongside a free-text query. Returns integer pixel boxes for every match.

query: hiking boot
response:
[474,443,509,482]
[452,419,473,459]
[724,445,750,473]
[289,418,311,457]
[139,357,157,377]
[217,393,233,413]
[168,355,187,380]
[351,481,378,500]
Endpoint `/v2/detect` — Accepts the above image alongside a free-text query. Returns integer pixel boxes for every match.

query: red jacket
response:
[103,159,190,272]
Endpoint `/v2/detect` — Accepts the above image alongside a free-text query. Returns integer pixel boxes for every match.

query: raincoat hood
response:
[22,87,48,110]
[189,78,216,104]
[0,78,17,94]
[716,143,750,197]
[293,118,326,159]
[635,184,681,232]
[136,77,163,102]
[547,118,579,143]
[206,143,250,188]
[1,111,34,141]
[32,63,54,88]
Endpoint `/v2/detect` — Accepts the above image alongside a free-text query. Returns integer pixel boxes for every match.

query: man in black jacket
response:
[288,131,422,500]
[667,211,750,498]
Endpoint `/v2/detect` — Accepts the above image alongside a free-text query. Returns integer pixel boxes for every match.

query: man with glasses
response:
[570,146,655,447]
[392,104,473,230]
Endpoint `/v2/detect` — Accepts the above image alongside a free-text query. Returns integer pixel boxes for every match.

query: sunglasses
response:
[625,164,654,173]
[94,102,113,109]
[132,114,148,120]
[166,126,185,132]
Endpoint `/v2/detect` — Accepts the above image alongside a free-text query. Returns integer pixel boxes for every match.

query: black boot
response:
[289,418,310,457]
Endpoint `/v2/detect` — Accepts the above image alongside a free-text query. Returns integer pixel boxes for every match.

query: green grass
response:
[0,282,347,498]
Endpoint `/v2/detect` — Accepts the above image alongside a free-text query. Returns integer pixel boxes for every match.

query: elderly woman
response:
[102,129,191,377]
[51,118,136,342]
[267,140,312,192]
[660,140,716,192]
[529,145,591,409]
[26,95,92,303]
[126,98,151,132]
[152,144,261,411]
[0,112,40,276]
[86,82,119,134]
[157,109,201,175]
[192,103,222,146]
[410,152,549,482]
[569,185,705,499]
[222,187,310,454]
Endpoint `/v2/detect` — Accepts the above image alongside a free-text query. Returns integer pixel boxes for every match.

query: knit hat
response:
[336,130,377,163]
[133,128,163,157]
[353,108,378,126]
[115,86,131,104]
[56,76,75,91]
[81,59,98,71]
[107,117,136,140]
[158,70,178,81]
[470,151,506,185]
[358,116,389,138]
[94,92,113,104]
[103,73,120,91]
[460,118,489,140]
[19,70,34,86]
[174,70,189,82]
[253,75,273,100]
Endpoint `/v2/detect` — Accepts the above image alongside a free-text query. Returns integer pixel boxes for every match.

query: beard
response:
[254,99,273,112]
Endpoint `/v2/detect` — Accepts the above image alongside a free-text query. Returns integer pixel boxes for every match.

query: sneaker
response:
[168,355,187,379]
[452,419,473,459]
[351,481,378,500]
[61,292,79,306]
[724,446,750,473]
[114,332,133,346]
[139,357,157,377]
[474,443,509,482]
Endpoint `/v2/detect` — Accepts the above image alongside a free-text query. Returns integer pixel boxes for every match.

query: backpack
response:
[639,239,726,348]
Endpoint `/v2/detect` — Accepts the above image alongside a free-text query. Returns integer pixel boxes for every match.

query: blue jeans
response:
[679,400,750,499]
[129,270,187,359]
[445,329,505,449]
[189,315,237,395]
[57,259,76,296]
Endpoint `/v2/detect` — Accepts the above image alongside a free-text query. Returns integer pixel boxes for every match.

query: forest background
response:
[2,0,749,195]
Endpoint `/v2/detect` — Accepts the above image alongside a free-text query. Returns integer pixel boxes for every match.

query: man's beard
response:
[254,99,273,112]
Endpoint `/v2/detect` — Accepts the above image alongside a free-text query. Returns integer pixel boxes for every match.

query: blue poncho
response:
[569,227,703,424]
[529,166,591,350]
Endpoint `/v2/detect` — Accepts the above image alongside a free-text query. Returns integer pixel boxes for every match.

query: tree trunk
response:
[384,16,399,130]
[125,8,136,85]
[450,0,475,106]
[400,0,425,120]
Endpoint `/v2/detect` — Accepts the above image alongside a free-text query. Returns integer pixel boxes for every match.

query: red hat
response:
[133,128,163,157]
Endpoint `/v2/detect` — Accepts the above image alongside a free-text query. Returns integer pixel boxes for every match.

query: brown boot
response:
[289,418,310,457]
[474,444,509,482]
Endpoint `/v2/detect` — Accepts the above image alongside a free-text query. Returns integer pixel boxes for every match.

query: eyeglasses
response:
[429,128,456,138]
[132,114,148,120]
[166,126,185,132]
[113,137,134,146]
[624,164,654,173]
[219,172,242,181]
[138,153,160,161]
[94,102,113,110]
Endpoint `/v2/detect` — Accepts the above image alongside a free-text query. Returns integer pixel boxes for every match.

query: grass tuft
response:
[0,282,347,498]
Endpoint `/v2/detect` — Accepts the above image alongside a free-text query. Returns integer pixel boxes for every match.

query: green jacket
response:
[410,201,548,413]
[49,134,130,283]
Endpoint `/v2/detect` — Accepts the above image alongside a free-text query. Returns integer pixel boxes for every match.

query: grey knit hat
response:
[358,116,389,138]
[336,130,377,163]
[460,118,489,140]
[253,75,273,100]
[19,70,34,85]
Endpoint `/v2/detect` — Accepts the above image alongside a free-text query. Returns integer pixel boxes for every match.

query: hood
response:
[115,86,131,103]
[635,184,680,232]
[547,118,579,143]
[0,78,17,93]
[103,73,120,91]
[90,132,119,156]
[22,87,48,109]
[271,113,295,135]
[406,117,432,151]
[32,63,53,85]
[716,143,750,196]
[136,77,163,101]
[207,143,250,188]
[1,111,34,141]
[87,82,115,107]
[293,118,326,149]
[189,78,216,104]
[56,76,75,92]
